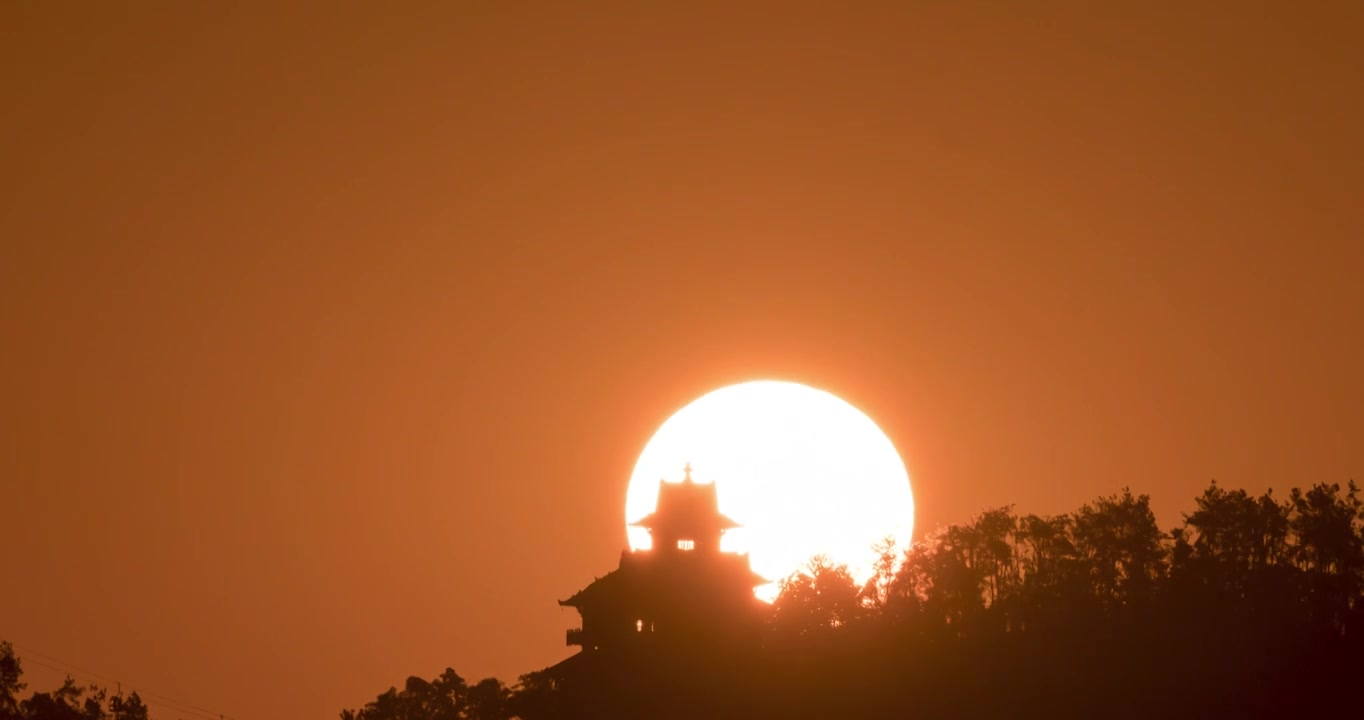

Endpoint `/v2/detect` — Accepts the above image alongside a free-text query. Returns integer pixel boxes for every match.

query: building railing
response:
[566,627,584,646]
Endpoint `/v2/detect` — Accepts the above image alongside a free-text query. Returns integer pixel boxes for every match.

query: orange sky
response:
[2,3,1361,719]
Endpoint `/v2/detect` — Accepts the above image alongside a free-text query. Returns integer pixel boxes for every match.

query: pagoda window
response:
[677,539,695,551]
[636,619,644,632]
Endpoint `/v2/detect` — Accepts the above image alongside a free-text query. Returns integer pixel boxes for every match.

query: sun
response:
[625,380,915,601]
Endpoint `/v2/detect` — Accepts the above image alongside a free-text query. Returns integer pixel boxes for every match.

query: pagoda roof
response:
[628,508,742,530]
[558,549,767,609]
[629,467,742,531]
[558,566,631,608]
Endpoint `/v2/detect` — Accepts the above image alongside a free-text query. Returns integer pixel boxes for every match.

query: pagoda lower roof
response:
[628,509,741,530]
[558,550,767,608]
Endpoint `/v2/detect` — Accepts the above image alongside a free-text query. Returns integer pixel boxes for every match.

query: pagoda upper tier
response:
[629,463,741,554]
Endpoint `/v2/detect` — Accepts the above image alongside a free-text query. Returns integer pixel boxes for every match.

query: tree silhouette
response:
[769,555,862,638]
[339,669,513,720]
[329,476,1364,717]
[1071,488,1166,606]
[0,646,181,720]
[105,694,147,720]
[17,678,99,720]
[0,643,25,720]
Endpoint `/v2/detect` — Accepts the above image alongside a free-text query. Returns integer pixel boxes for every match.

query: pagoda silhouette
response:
[548,464,766,681]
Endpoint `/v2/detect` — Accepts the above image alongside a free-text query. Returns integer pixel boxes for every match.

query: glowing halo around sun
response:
[625,380,915,601]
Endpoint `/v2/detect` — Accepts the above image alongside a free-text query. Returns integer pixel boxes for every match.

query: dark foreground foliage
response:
[10,481,1358,719]
[342,481,1364,719]
[0,645,149,720]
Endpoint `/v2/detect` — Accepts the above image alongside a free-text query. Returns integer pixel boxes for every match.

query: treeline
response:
[342,480,1364,719]
[0,645,149,720]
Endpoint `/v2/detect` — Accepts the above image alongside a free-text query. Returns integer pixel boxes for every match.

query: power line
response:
[14,654,225,720]
[5,640,235,720]
[18,655,220,720]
